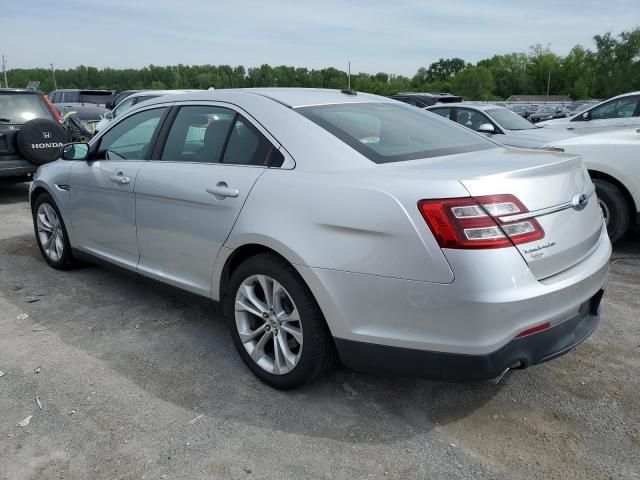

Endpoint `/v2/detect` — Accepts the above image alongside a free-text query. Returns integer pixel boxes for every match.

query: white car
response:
[95,90,199,132]
[548,128,640,241]
[538,91,640,134]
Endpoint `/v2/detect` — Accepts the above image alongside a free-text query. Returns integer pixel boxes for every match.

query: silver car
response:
[427,103,576,149]
[29,88,610,389]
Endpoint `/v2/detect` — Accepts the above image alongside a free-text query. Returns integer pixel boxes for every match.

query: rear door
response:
[68,106,168,268]
[134,103,276,296]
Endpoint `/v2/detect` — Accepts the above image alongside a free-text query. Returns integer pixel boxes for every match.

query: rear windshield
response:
[297,102,494,163]
[0,93,53,124]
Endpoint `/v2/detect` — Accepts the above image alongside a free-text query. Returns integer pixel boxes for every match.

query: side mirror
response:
[61,142,90,161]
[477,123,496,134]
[104,111,113,120]
[582,112,590,121]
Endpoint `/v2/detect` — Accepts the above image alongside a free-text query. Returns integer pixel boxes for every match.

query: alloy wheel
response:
[235,274,304,375]
[36,203,64,262]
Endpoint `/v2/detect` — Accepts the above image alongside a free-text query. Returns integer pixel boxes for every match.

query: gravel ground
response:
[0,182,639,480]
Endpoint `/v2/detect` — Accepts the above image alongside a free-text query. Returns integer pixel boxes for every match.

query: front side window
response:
[297,102,494,164]
[64,92,80,103]
[98,107,167,160]
[112,97,136,118]
[588,96,639,120]
[161,106,236,163]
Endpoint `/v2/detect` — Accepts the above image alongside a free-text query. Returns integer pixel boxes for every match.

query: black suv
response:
[0,89,70,182]
[390,92,462,108]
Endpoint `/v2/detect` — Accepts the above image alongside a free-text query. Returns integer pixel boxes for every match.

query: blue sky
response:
[1,0,638,76]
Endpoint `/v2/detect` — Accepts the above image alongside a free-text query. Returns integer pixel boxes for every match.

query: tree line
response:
[5,27,640,101]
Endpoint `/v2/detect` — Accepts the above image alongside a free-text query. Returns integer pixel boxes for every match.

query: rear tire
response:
[32,192,78,270]
[593,179,630,243]
[223,253,335,389]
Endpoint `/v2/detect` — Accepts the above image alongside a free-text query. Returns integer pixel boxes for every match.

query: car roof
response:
[141,88,392,108]
[128,89,202,98]
[428,103,502,112]
[394,92,459,98]
[0,88,42,95]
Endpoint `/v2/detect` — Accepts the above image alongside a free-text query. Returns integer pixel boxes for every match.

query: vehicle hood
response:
[537,116,573,127]
[501,128,577,148]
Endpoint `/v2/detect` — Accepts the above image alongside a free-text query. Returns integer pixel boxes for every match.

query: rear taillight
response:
[418,194,544,249]
[43,95,62,123]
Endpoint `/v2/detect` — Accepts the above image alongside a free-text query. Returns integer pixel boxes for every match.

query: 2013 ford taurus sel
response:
[29,88,611,389]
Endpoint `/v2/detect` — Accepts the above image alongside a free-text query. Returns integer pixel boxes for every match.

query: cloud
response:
[2,0,638,76]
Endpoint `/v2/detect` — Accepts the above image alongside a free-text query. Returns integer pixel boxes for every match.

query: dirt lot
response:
[0,182,638,480]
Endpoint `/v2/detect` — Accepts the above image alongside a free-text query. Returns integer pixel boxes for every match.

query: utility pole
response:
[347,61,351,91]
[546,70,551,98]
[50,62,58,90]
[1,54,8,88]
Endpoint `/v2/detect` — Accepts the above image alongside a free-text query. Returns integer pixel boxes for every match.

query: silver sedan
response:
[427,103,576,149]
[30,88,610,389]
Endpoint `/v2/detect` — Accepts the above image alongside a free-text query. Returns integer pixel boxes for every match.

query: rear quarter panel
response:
[223,168,464,284]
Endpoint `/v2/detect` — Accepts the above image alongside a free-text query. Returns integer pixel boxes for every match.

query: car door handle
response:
[110,173,130,185]
[206,182,239,199]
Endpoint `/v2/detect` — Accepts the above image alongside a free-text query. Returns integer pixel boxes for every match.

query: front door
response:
[134,104,277,296]
[68,107,168,268]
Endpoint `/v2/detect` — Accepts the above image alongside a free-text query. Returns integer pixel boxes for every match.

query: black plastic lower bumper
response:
[334,290,604,382]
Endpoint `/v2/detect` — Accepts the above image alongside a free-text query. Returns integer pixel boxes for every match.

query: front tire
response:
[32,192,78,270]
[593,179,630,243]
[224,253,335,389]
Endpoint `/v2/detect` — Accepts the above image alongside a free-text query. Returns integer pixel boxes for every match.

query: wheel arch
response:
[588,170,638,222]
[29,185,52,210]
[215,241,339,338]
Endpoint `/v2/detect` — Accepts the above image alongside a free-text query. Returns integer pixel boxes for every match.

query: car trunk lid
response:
[457,151,603,279]
[382,147,604,280]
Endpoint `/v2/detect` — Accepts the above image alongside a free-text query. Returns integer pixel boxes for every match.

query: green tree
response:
[452,66,495,99]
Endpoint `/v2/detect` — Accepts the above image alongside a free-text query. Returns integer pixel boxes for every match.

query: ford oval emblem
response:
[572,193,589,211]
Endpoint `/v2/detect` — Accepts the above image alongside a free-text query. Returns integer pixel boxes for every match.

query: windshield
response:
[485,108,536,131]
[297,102,495,164]
[0,93,53,124]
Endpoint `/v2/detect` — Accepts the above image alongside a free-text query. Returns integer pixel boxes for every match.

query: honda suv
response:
[0,89,69,182]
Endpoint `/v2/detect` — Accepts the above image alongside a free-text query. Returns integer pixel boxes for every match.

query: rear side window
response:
[0,93,54,124]
[161,105,236,163]
[297,102,494,164]
[222,116,273,166]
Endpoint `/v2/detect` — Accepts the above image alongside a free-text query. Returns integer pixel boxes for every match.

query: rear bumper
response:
[335,290,603,381]
[0,158,37,177]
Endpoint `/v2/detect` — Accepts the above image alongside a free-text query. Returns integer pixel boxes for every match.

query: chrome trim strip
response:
[498,188,595,223]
